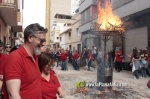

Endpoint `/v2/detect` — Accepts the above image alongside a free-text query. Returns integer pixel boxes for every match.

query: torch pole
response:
[104,34,107,68]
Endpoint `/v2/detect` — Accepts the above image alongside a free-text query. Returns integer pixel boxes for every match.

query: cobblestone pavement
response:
[54,64,150,99]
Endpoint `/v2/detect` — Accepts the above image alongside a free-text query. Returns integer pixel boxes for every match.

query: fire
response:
[97,0,124,32]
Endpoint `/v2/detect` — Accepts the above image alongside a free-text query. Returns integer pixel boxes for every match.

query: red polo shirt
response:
[115,51,123,62]
[2,46,42,99]
[0,53,7,75]
[73,53,80,60]
[60,53,68,61]
[41,70,60,99]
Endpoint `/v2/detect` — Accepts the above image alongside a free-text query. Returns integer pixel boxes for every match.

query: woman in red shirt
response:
[114,49,123,72]
[38,53,64,99]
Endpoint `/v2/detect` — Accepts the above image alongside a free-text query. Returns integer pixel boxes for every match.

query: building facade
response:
[0,0,23,46]
[59,13,82,53]
[45,0,51,46]
[50,0,71,48]
[71,0,80,15]
[70,13,82,53]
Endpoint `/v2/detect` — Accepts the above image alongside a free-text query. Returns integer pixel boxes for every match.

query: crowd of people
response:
[127,47,150,79]
[0,23,150,99]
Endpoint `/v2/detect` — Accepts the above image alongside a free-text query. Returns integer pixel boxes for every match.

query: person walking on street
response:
[60,49,68,71]
[97,48,104,66]
[56,48,61,67]
[132,48,141,79]
[114,48,123,72]
[2,23,47,99]
[92,46,97,60]
[88,50,95,71]
[72,50,80,70]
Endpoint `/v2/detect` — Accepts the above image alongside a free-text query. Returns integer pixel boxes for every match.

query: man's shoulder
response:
[7,48,23,60]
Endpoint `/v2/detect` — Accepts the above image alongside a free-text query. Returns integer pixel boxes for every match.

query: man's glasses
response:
[6,46,11,48]
[39,44,47,48]
[32,35,46,44]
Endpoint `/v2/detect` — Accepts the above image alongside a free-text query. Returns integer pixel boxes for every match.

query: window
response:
[81,7,91,24]
[53,24,57,26]
[69,45,72,51]
[69,32,71,39]
[67,23,71,26]
[73,47,75,51]
[53,21,57,23]
[76,28,79,35]
[60,37,61,41]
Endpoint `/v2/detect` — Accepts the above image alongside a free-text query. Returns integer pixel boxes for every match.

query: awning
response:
[0,4,17,26]
[12,25,22,32]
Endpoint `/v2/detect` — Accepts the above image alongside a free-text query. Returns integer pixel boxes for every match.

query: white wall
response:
[60,33,66,49]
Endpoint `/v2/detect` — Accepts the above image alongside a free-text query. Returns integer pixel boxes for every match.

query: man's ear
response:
[28,35,33,43]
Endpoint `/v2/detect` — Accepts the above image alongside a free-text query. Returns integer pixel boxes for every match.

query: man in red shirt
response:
[2,23,47,99]
[60,49,68,70]
[0,41,7,91]
[73,50,80,70]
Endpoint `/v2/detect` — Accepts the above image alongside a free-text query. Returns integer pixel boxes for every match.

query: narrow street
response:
[54,64,150,99]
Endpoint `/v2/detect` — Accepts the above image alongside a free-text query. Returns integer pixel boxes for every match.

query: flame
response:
[97,0,124,32]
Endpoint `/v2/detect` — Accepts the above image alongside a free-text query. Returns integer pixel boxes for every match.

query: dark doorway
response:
[69,45,71,51]
[77,44,81,54]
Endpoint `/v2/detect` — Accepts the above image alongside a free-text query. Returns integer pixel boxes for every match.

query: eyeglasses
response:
[47,64,53,68]
[6,46,11,48]
[39,44,46,47]
[32,35,46,44]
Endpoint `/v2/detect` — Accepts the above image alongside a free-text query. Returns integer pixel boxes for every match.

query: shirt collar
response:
[19,46,37,58]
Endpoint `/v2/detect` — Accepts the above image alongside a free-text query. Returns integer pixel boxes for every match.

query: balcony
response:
[0,0,17,26]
